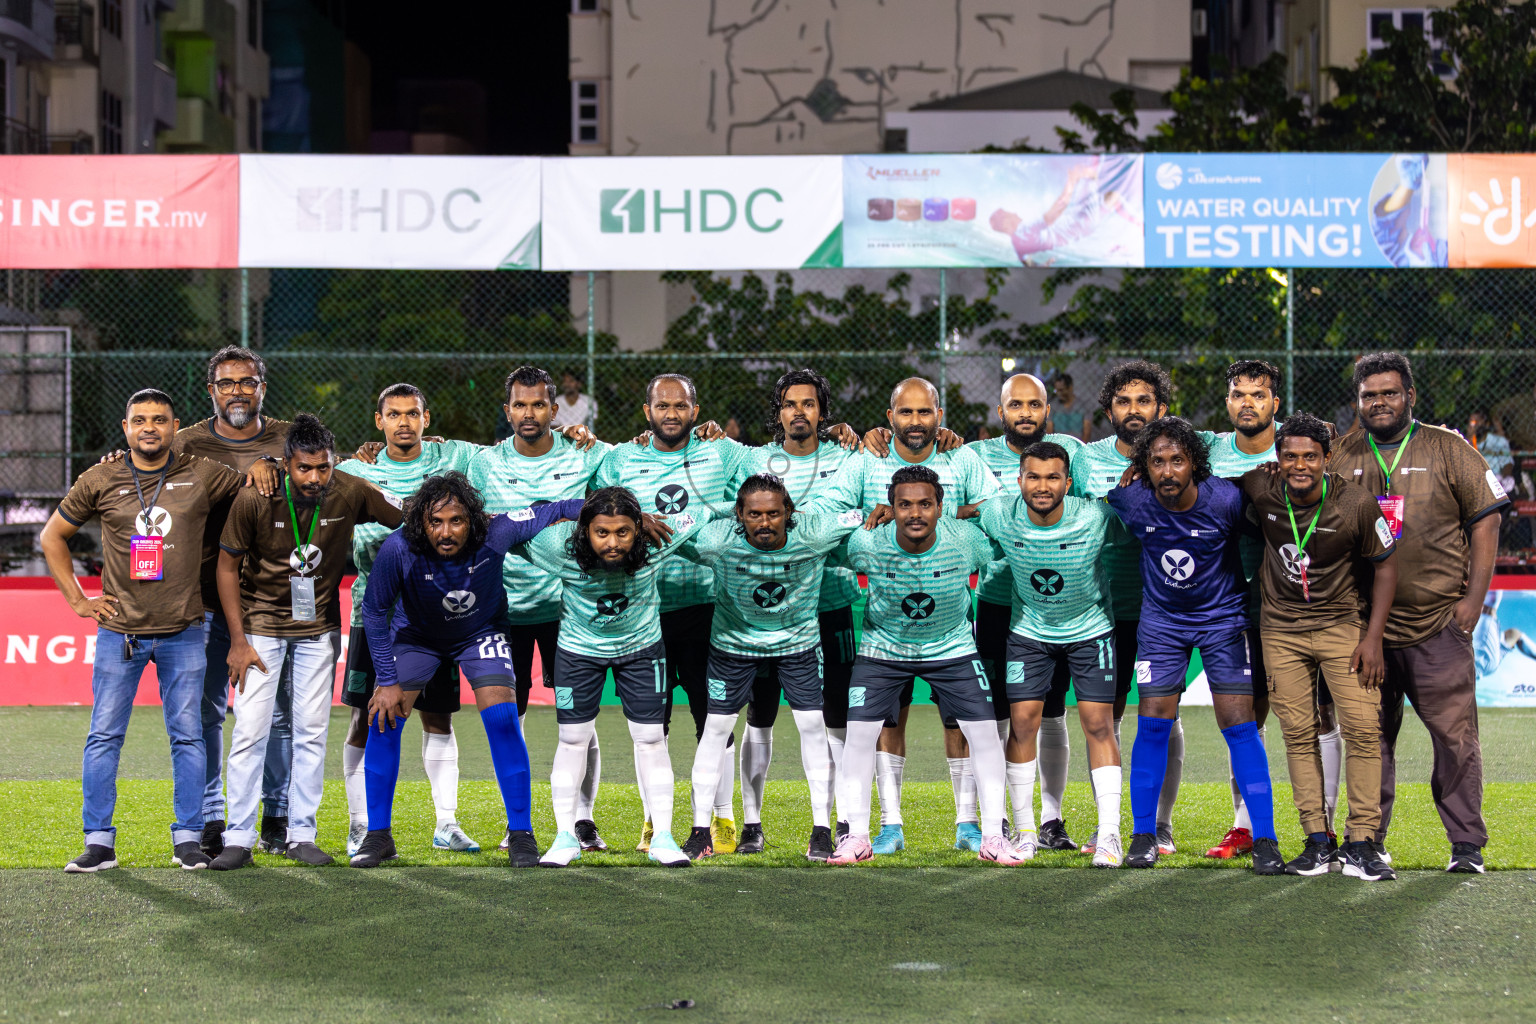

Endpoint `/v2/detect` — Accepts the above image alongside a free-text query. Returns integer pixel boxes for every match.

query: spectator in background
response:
[1468,410,1513,481]
[724,415,744,442]
[1047,374,1092,442]
[552,371,598,431]
[1492,381,1536,455]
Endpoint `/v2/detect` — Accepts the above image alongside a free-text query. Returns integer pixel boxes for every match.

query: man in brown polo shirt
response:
[1331,351,1508,874]
[211,414,402,868]
[1242,412,1398,881]
[40,389,246,872]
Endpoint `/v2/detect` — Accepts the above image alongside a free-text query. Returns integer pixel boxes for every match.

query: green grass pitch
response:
[3,705,1534,1023]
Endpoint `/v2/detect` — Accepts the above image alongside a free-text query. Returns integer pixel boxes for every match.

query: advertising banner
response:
[1448,155,1536,267]
[0,155,238,268]
[238,155,541,269]
[1475,584,1536,707]
[1145,153,1449,267]
[540,156,843,270]
[842,153,1144,268]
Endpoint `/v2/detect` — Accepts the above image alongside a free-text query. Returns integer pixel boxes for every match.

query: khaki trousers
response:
[1263,621,1383,842]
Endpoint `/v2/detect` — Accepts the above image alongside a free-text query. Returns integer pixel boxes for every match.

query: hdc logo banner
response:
[237,155,541,269]
[1145,154,1449,267]
[1448,155,1536,267]
[540,156,843,270]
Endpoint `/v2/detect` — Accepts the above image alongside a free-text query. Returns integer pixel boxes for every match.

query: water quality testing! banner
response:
[1145,153,1449,267]
[842,154,1144,268]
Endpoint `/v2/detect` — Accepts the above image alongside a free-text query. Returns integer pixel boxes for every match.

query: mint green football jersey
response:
[592,436,754,613]
[840,518,998,663]
[1068,437,1144,622]
[335,439,481,626]
[808,444,1000,518]
[735,440,863,612]
[680,509,865,657]
[467,433,611,624]
[977,494,1114,644]
[1204,429,1276,621]
[968,433,1085,607]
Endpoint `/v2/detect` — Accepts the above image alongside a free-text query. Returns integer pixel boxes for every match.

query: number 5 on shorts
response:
[971,660,989,690]
[478,633,511,660]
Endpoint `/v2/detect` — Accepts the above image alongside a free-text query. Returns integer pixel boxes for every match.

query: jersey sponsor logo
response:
[707,677,727,701]
[848,685,866,708]
[442,589,476,614]
[510,506,536,521]
[752,581,788,608]
[1160,548,1194,581]
[133,505,172,537]
[1134,659,1151,685]
[655,485,690,514]
[1487,468,1509,500]
[901,592,936,620]
[289,544,323,574]
[554,686,574,710]
[1278,543,1311,582]
[670,511,697,531]
[1029,569,1064,596]
[384,493,404,509]
[595,593,629,616]
[1374,517,1395,549]
[837,509,865,528]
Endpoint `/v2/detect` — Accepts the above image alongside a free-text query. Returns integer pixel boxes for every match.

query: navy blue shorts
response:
[552,642,668,725]
[1006,630,1117,704]
[393,630,515,694]
[848,655,994,725]
[706,645,823,715]
[343,624,460,713]
[1135,625,1253,698]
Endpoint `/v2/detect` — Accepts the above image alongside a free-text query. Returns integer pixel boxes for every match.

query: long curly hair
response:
[568,486,652,576]
[1131,416,1212,485]
[401,472,490,558]
[766,368,833,444]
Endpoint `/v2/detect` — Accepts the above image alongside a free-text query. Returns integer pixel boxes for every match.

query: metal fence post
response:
[240,269,250,349]
[937,268,948,410]
[586,271,597,398]
[1285,267,1295,415]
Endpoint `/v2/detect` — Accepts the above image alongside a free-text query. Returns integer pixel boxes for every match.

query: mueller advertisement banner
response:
[539,156,844,270]
[1448,154,1536,267]
[1145,153,1450,267]
[238,155,542,269]
[0,155,239,268]
[842,153,1145,268]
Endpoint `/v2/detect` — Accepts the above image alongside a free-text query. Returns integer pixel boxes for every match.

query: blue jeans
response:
[203,610,292,821]
[83,624,206,847]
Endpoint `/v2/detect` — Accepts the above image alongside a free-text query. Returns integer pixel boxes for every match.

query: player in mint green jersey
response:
[334,384,484,857]
[1069,359,1173,855]
[675,475,866,862]
[968,372,1085,854]
[977,441,1125,867]
[828,466,1029,866]
[821,377,1000,854]
[508,487,709,868]
[469,365,612,854]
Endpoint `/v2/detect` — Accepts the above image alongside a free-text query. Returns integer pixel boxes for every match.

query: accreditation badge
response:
[290,576,317,621]
[1375,495,1405,539]
[129,535,164,580]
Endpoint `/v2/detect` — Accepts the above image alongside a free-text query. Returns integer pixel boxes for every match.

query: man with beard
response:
[1106,417,1282,874]
[211,415,402,869]
[812,377,999,854]
[968,373,1084,853]
[1331,352,1507,873]
[676,476,865,861]
[1067,360,1175,856]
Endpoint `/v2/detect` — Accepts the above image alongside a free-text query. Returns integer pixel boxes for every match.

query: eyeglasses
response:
[213,378,263,395]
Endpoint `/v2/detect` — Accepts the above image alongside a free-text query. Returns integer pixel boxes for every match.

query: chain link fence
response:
[5,264,1536,560]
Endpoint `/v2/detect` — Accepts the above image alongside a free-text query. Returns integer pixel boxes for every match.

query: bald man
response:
[968,374,1088,851]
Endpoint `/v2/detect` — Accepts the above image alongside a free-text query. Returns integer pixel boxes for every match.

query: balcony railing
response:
[0,117,46,154]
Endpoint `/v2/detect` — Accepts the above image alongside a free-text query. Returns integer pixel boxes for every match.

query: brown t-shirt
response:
[1242,470,1395,632]
[1331,421,1509,647]
[218,469,402,638]
[174,416,293,611]
[57,454,245,635]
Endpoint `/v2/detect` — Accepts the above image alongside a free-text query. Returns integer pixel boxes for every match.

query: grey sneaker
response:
[346,821,368,858]
[284,842,335,866]
[1156,822,1176,856]
[432,822,481,853]
[209,845,254,871]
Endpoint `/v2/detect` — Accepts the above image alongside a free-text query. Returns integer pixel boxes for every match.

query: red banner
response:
[0,578,550,707]
[0,156,239,268]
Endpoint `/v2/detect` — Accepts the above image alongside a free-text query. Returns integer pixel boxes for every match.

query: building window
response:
[102,0,122,37]
[100,90,122,153]
[572,0,599,12]
[572,80,599,144]
[1367,8,1454,76]
[247,0,261,49]
[247,96,261,150]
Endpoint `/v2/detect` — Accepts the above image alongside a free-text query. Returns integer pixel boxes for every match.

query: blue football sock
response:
[1129,716,1174,835]
[481,700,533,833]
[363,717,404,832]
[1222,721,1276,841]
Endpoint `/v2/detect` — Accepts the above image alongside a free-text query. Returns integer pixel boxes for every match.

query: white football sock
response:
[422,730,460,828]
[875,751,905,825]
[691,714,737,828]
[629,720,674,837]
[343,741,367,825]
[1319,725,1343,832]
[792,709,834,829]
[714,734,736,819]
[827,726,846,823]
[1038,715,1070,824]
[996,718,1010,743]
[958,719,1008,839]
[741,724,773,824]
[947,757,979,824]
[1091,764,1123,841]
[1113,716,1122,748]
[551,721,596,836]
[839,721,883,836]
[1006,759,1038,835]
[576,731,600,821]
[1156,716,1185,828]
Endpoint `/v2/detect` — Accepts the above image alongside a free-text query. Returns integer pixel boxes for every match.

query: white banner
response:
[541,156,843,270]
[237,155,541,269]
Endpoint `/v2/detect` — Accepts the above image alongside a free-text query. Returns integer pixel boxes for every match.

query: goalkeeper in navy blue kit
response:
[351,472,582,868]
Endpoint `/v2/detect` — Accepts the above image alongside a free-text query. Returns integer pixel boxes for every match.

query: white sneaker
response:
[539,831,582,867]
[1011,830,1039,861]
[647,830,690,867]
[1092,833,1123,868]
[432,822,481,853]
[346,821,368,858]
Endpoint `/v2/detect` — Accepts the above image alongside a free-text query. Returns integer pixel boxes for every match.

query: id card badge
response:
[129,535,164,580]
[1376,495,1406,539]
[290,576,317,621]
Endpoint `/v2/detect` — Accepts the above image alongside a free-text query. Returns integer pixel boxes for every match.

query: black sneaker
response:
[1284,833,1336,876]
[209,845,254,871]
[506,830,540,867]
[257,815,288,854]
[284,842,335,866]
[349,830,396,869]
[1372,837,1393,865]
[1340,840,1397,881]
[172,841,211,870]
[836,820,849,840]
[1251,836,1285,876]
[1447,842,1485,874]
[682,825,714,861]
[806,825,834,862]
[736,822,766,854]
[574,819,608,853]
[1125,832,1159,868]
[200,819,225,859]
[1038,818,1077,851]
[64,844,118,873]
